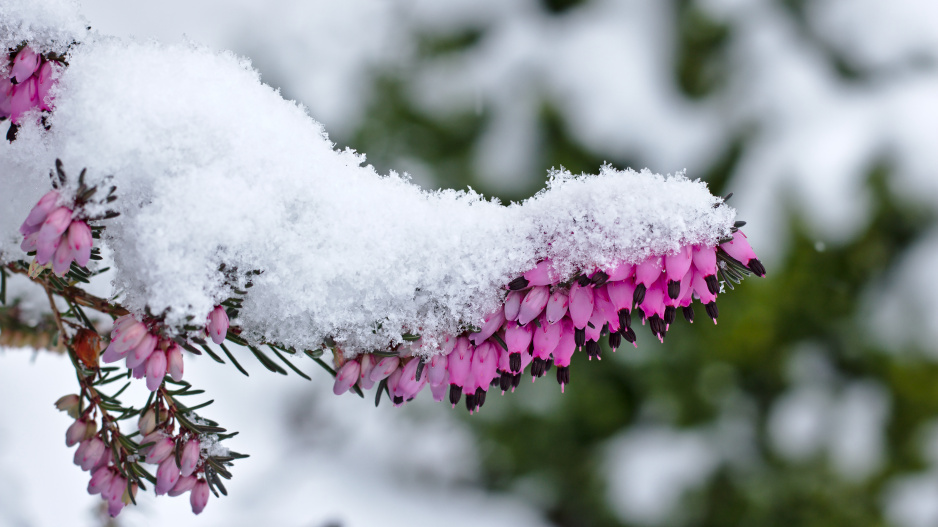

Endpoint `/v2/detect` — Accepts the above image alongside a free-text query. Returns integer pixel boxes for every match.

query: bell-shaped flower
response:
[155,456,181,495]
[67,221,93,267]
[190,479,210,515]
[145,350,167,392]
[179,439,201,477]
[206,306,229,344]
[167,344,184,382]
[333,359,361,395]
[11,47,40,83]
[518,285,549,326]
[568,282,594,329]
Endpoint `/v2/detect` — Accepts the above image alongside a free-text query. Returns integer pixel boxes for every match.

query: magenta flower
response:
[10,46,40,83]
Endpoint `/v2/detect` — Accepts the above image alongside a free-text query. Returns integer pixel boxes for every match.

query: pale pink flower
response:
[190,479,210,514]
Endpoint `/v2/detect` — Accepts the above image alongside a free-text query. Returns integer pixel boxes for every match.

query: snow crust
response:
[0,0,87,54]
[0,22,734,356]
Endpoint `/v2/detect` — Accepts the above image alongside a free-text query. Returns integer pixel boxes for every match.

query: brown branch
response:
[5,262,129,317]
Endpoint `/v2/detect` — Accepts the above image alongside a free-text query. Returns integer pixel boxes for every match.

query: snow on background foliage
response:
[1,19,733,354]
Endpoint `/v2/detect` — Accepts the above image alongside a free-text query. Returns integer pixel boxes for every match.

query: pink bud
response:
[36,207,71,265]
[51,238,73,276]
[100,341,125,364]
[167,344,184,382]
[65,419,88,447]
[9,76,38,123]
[36,60,56,111]
[107,497,125,518]
[692,245,717,277]
[155,456,181,495]
[179,439,201,477]
[551,318,576,368]
[88,466,115,495]
[11,47,40,83]
[144,436,174,465]
[568,282,594,329]
[504,321,533,354]
[545,289,569,324]
[635,255,663,288]
[430,375,449,402]
[387,366,404,404]
[21,190,59,233]
[67,221,93,267]
[145,350,167,392]
[692,269,717,304]
[532,315,562,359]
[358,354,376,390]
[446,337,473,388]
[76,437,107,471]
[190,479,210,515]
[138,408,157,435]
[593,285,620,333]
[518,286,549,326]
[606,277,636,311]
[639,279,667,319]
[522,259,557,286]
[124,332,157,369]
[333,359,361,395]
[168,474,198,497]
[20,231,39,253]
[469,308,506,345]
[369,356,400,383]
[585,309,604,342]
[428,353,448,386]
[470,341,498,393]
[503,290,524,322]
[665,245,693,282]
[111,319,148,355]
[605,261,634,282]
[104,474,127,503]
[206,306,229,344]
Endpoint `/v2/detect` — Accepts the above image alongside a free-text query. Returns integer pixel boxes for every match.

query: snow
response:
[0,0,87,55]
[0,22,735,357]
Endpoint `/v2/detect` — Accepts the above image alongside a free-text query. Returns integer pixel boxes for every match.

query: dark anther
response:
[449,385,462,406]
[556,366,570,386]
[511,374,522,389]
[648,315,661,337]
[500,372,512,392]
[574,328,586,348]
[682,305,695,323]
[585,340,601,360]
[476,388,487,409]
[734,220,747,228]
[465,393,476,412]
[618,309,631,329]
[545,358,554,372]
[393,395,404,405]
[577,275,591,287]
[608,331,621,350]
[622,326,637,343]
[531,358,546,378]
[667,280,681,300]
[664,306,676,326]
[633,283,646,306]
[590,271,609,286]
[490,377,500,388]
[748,258,766,277]
[509,352,521,373]
[705,302,719,321]
[6,123,19,142]
[705,274,720,295]
[508,277,529,291]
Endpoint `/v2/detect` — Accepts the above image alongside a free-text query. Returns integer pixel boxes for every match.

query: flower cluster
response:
[334,230,765,413]
[136,409,211,514]
[101,315,185,391]
[19,190,92,277]
[1,45,61,136]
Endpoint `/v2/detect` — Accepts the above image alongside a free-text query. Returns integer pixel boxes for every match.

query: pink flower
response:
[517,285,549,326]
[67,221,93,267]
[568,282,594,329]
[65,419,89,447]
[469,308,506,344]
[145,350,168,391]
[179,439,201,477]
[333,358,361,395]
[88,466,115,495]
[358,353,376,390]
[35,207,72,265]
[190,479,210,514]
[665,245,693,298]
[20,190,59,235]
[144,436,175,465]
[206,306,229,344]
[545,289,569,324]
[503,290,524,321]
[720,230,766,276]
[168,474,198,497]
[156,456,182,495]
[36,60,57,111]
[9,76,38,123]
[11,47,40,83]
[521,258,557,287]
[167,344,185,382]
[369,356,400,383]
[75,437,107,471]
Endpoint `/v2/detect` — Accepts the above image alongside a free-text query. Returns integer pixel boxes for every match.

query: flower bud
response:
[333,359,360,395]
[144,436,174,465]
[65,419,88,447]
[168,474,197,497]
[74,437,107,471]
[155,456,181,495]
[88,466,114,495]
[179,439,201,477]
[145,350,167,392]
[190,479,210,514]
[206,305,229,345]
[167,344,184,382]
[55,394,80,418]
[138,409,157,435]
